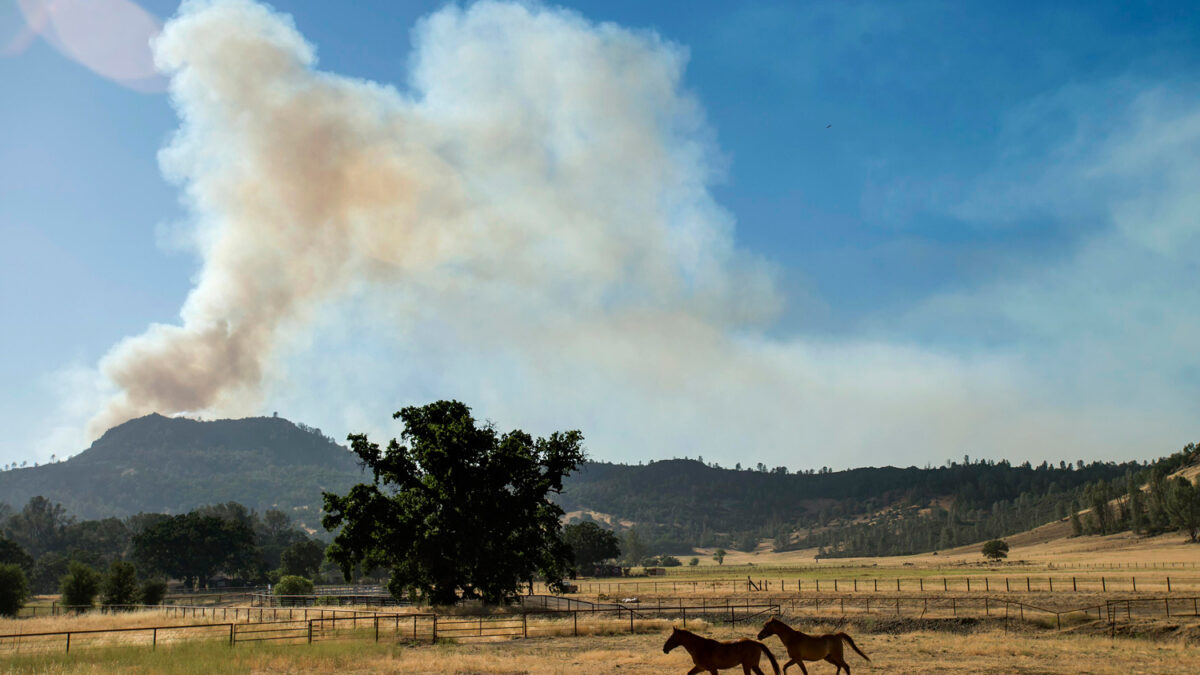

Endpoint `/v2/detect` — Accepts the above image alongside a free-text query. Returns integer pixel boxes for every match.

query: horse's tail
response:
[757,640,781,675]
[838,633,870,661]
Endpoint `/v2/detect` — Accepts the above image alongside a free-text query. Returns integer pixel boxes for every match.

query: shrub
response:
[981,539,1010,561]
[59,561,102,610]
[688,557,699,566]
[638,554,683,568]
[101,561,139,608]
[274,575,314,596]
[0,563,30,617]
[139,579,168,606]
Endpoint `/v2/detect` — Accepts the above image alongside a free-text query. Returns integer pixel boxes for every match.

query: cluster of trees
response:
[0,495,333,616]
[1071,444,1200,540]
[799,444,1200,558]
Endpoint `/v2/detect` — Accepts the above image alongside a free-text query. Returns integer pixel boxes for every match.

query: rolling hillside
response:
[0,414,1193,560]
[0,414,365,522]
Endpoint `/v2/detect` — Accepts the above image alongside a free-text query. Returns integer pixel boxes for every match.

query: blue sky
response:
[1,0,1197,469]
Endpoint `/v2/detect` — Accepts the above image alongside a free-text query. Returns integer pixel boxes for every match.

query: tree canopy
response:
[322,400,585,605]
[132,512,256,589]
[981,539,1010,560]
[0,563,28,617]
[562,522,621,576]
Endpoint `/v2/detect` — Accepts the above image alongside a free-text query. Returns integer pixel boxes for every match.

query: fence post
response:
[229,623,235,646]
[1006,578,1010,592]
[1167,577,1171,593]
[523,612,528,638]
[1026,577,1030,592]
[153,628,157,648]
[375,617,379,642]
[65,632,70,653]
[1073,577,1077,592]
[432,615,437,643]
[1165,598,1169,618]
[308,620,313,644]
[631,608,635,633]
[1102,578,1106,592]
[1132,577,1136,593]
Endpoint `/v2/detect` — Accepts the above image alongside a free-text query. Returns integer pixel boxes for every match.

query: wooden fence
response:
[0,599,781,656]
[5,593,1197,657]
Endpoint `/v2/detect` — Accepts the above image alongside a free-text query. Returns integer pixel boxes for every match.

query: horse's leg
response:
[823,655,847,675]
[686,667,705,675]
[780,658,797,674]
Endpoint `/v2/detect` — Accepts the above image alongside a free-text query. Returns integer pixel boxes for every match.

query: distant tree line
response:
[800,443,1200,558]
[0,496,336,616]
[558,444,1199,559]
[1069,443,1200,541]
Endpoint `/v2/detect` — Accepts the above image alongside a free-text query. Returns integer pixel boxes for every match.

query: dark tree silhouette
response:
[323,401,585,605]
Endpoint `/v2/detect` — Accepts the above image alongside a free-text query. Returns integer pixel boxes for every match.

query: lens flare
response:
[10,0,166,93]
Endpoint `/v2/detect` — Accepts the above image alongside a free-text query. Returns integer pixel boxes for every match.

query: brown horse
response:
[756,618,869,674]
[663,626,781,675]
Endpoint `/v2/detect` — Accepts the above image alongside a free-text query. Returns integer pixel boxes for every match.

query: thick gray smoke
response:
[85,0,1194,468]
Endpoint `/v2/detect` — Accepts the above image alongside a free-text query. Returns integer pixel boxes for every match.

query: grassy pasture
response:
[4,620,1200,673]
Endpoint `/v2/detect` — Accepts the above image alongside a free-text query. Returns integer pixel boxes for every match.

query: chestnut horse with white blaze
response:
[663,626,781,675]
[756,618,869,674]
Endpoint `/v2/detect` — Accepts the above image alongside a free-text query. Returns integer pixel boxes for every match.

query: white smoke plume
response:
[86,0,1194,468]
[91,0,779,436]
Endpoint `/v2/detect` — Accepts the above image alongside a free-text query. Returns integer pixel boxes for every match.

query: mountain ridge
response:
[0,414,365,524]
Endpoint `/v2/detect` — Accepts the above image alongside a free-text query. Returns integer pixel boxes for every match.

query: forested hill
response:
[2,414,1194,559]
[555,451,1196,556]
[0,414,365,523]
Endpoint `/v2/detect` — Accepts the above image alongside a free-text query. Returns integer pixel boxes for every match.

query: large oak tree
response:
[322,401,585,605]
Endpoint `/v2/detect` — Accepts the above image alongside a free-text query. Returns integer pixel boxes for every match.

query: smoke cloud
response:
[86,0,1194,468]
[91,0,780,436]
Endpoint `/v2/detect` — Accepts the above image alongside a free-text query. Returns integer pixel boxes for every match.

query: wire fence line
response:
[557,573,1200,596]
[0,600,781,657]
[4,593,1198,658]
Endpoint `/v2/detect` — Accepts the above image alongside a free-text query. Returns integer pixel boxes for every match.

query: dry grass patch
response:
[5,623,1200,673]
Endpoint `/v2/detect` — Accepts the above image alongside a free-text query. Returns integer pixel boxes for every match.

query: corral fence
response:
[561,574,1200,596]
[12,593,1196,658]
[0,598,781,657]
[251,593,401,608]
[769,593,1200,633]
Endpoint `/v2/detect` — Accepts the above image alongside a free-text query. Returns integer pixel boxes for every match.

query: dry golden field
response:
[6,528,1200,671]
[4,620,1200,674]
